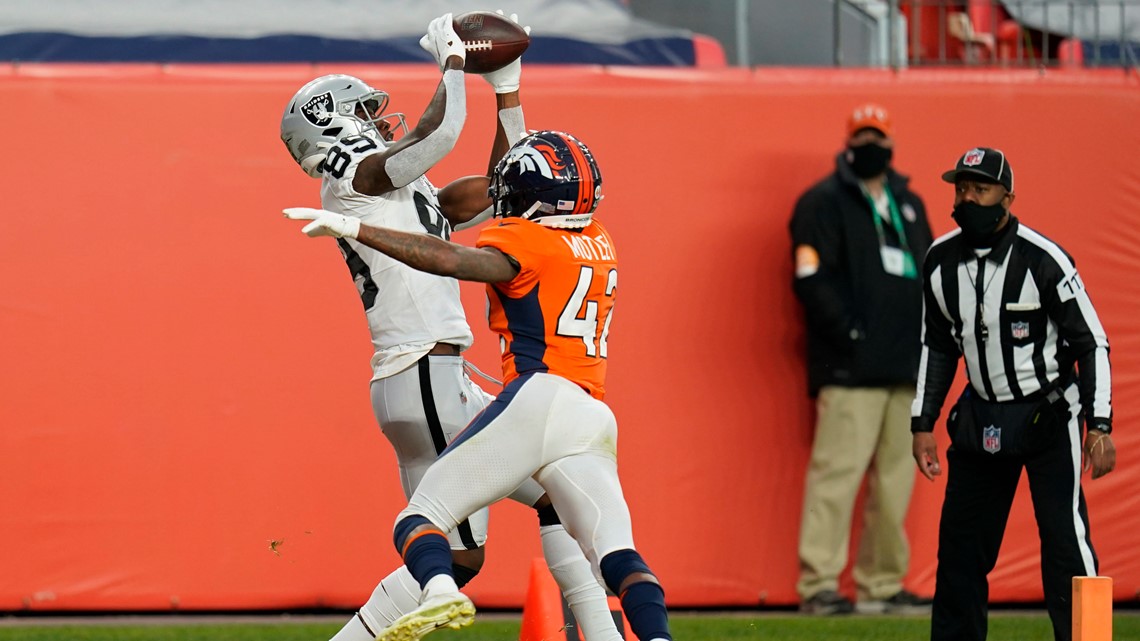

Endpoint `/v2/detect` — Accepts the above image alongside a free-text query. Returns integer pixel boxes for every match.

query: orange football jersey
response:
[476,218,618,399]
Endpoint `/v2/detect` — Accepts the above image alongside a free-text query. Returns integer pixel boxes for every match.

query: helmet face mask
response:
[280,74,409,178]
[489,130,603,229]
[351,93,408,143]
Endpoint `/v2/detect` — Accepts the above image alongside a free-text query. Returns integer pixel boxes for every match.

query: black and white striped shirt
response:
[911,217,1112,432]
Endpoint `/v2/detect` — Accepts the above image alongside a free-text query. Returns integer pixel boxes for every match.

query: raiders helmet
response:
[279,74,407,178]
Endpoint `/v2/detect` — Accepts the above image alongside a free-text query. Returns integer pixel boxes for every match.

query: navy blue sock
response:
[621,581,671,641]
[600,549,671,641]
[394,515,453,590]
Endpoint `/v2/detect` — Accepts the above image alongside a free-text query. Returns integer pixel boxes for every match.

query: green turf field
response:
[1,612,1137,641]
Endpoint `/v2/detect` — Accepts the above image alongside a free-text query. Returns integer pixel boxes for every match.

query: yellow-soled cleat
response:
[376,592,476,641]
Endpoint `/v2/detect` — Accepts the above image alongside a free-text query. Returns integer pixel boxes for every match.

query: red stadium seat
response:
[901,1,1085,67]
[900,1,995,64]
[692,33,727,68]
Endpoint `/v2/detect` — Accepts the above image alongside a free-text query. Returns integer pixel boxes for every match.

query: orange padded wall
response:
[1,64,1137,610]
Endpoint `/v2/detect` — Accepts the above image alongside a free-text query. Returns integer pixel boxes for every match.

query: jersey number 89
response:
[323,135,378,180]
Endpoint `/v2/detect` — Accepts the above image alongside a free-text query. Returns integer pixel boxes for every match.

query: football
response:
[452,10,530,74]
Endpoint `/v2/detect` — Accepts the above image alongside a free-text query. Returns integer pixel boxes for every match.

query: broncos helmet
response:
[489,130,603,229]
[280,74,408,178]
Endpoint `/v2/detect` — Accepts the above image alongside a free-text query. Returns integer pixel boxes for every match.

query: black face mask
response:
[952,201,1007,246]
[846,143,893,179]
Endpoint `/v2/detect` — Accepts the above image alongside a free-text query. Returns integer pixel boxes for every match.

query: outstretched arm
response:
[353,14,468,196]
[487,91,523,176]
[438,14,531,230]
[355,224,518,283]
[482,11,530,174]
[436,90,524,230]
[283,208,519,283]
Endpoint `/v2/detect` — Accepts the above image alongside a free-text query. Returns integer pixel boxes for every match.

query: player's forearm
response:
[384,67,467,188]
[418,59,466,131]
[487,93,523,173]
[355,224,459,277]
[354,224,514,283]
[488,98,525,176]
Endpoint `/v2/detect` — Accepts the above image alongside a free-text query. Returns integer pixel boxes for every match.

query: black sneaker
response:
[800,590,855,615]
[883,589,933,614]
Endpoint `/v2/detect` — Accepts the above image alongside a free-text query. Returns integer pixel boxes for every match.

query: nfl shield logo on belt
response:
[1011,321,1030,339]
[983,425,1001,454]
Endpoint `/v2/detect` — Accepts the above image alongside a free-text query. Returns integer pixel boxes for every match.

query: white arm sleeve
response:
[384,69,467,189]
[498,105,526,146]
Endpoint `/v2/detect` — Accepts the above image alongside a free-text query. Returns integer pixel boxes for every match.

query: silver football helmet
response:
[280,74,408,178]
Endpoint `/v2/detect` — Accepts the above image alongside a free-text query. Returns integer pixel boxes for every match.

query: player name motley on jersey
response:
[561,230,614,261]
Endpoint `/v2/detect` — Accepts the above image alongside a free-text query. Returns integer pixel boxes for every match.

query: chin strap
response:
[519,200,545,220]
[300,143,332,177]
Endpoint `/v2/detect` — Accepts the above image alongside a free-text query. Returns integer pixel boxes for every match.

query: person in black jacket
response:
[789,104,934,615]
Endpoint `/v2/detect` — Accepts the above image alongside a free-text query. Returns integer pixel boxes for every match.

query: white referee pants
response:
[398,372,636,570]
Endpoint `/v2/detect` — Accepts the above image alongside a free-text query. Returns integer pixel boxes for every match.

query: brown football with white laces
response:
[452,10,530,74]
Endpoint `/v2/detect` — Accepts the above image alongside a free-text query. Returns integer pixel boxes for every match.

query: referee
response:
[911,147,1117,641]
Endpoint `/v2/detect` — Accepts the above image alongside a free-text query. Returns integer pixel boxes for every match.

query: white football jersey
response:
[319,133,473,380]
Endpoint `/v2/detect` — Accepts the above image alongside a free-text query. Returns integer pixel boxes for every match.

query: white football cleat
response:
[376,592,476,641]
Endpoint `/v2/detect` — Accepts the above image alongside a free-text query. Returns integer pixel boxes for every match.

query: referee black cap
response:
[941,147,1015,193]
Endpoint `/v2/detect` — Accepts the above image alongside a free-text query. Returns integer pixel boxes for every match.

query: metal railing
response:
[835,0,1139,71]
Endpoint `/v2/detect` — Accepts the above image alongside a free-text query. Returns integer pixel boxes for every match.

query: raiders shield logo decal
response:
[301,91,335,127]
[983,425,1001,454]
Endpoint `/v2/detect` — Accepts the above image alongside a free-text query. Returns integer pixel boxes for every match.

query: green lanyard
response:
[862,183,917,279]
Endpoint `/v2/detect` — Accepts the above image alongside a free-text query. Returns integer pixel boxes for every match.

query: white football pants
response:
[399,372,637,571]
[372,354,544,550]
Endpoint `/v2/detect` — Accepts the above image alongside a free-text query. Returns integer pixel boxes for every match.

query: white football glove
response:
[419,13,465,70]
[283,207,361,239]
[482,10,531,94]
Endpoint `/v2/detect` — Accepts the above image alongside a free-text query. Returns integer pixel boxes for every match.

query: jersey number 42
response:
[557,266,617,358]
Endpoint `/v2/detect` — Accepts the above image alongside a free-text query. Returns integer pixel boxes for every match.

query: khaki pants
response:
[797,384,917,602]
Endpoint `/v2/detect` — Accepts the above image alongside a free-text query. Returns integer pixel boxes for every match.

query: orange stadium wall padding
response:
[1,64,1138,611]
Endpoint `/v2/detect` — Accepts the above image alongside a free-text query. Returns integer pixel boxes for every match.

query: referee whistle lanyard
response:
[861,183,918,279]
[974,257,990,344]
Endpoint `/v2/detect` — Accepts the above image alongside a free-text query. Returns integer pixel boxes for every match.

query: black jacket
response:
[790,154,934,396]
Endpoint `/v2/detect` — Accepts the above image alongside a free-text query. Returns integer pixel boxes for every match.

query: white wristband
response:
[343,216,362,239]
